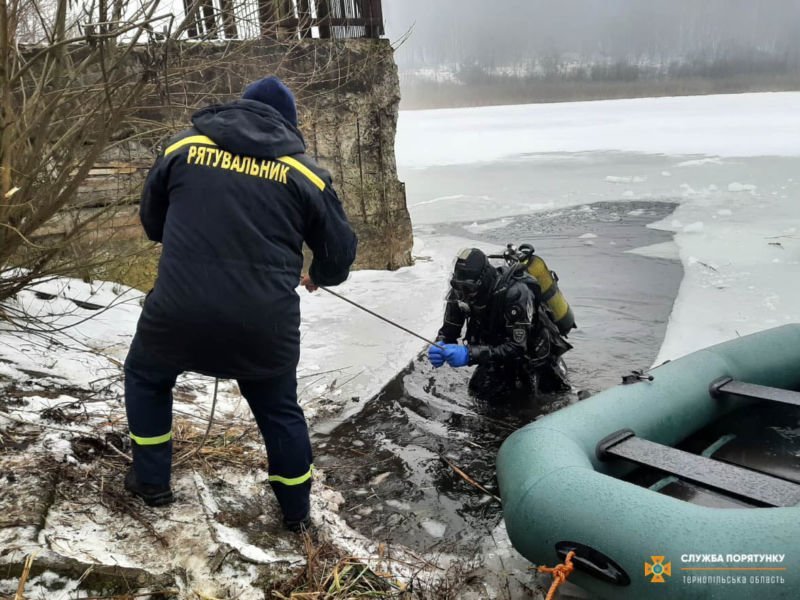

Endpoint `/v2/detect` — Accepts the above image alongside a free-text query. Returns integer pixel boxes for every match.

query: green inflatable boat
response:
[497,324,800,599]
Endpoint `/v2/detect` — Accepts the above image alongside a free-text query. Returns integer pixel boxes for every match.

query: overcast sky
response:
[382,0,800,67]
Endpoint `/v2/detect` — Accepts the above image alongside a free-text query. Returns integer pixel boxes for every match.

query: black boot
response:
[283,514,312,534]
[124,469,174,507]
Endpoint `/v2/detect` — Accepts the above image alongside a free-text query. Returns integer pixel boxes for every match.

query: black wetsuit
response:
[437,270,571,400]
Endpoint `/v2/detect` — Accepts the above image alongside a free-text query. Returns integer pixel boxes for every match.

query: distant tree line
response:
[451,46,798,86]
[385,0,800,108]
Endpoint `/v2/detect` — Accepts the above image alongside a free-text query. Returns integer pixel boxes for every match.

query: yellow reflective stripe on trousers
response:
[277,156,326,191]
[269,465,315,486]
[164,135,217,156]
[130,431,173,445]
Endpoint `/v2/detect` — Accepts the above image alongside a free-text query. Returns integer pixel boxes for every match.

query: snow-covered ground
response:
[2,91,799,597]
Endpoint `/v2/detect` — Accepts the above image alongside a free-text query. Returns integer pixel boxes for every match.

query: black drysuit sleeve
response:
[304,175,358,287]
[467,284,534,366]
[437,289,466,343]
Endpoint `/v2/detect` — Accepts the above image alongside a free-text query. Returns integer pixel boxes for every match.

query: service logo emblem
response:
[644,556,672,583]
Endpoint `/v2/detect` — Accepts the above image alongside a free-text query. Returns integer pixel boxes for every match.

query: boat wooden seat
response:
[710,377,800,407]
[597,429,800,508]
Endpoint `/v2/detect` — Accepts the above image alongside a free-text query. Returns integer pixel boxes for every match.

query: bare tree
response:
[0,0,181,305]
[0,0,391,309]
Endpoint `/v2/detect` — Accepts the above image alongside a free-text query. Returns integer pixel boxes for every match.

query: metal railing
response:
[182,0,384,40]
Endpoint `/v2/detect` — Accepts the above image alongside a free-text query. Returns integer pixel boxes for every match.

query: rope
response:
[175,378,219,466]
[537,551,576,600]
[319,286,439,347]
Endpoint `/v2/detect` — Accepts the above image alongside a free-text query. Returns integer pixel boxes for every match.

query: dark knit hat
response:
[242,76,298,127]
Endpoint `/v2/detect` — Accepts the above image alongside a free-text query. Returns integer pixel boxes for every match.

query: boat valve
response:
[621,369,654,384]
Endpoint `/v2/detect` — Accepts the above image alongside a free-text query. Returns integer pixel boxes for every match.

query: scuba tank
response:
[514,243,576,336]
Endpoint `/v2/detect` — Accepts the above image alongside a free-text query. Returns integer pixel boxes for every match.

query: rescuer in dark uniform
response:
[428,248,571,400]
[124,76,357,532]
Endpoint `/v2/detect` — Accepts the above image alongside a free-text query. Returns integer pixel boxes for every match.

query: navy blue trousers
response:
[124,335,312,521]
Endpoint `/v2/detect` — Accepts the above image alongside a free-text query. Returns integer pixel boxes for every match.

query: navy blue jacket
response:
[135,100,357,378]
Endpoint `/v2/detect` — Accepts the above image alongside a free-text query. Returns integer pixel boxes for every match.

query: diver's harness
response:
[481,244,545,346]
[493,242,577,337]
[489,243,543,311]
[477,243,574,371]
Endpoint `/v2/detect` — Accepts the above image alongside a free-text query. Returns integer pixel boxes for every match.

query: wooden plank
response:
[183,0,199,38]
[713,379,800,408]
[258,0,383,39]
[258,0,278,38]
[297,0,312,38]
[219,0,238,38]
[316,0,331,38]
[607,435,800,507]
[363,0,383,37]
[200,0,217,38]
[280,16,374,28]
[276,0,297,35]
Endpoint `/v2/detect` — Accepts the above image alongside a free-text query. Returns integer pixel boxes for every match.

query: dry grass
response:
[265,533,494,600]
[172,417,265,472]
[271,538,408,598]
[12,553,35,600]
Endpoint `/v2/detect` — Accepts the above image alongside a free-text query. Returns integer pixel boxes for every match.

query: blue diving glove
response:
[443,344,470,368]
[428,344,446,368]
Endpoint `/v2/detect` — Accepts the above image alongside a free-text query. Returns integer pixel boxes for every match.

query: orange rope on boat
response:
[537,550,576,600]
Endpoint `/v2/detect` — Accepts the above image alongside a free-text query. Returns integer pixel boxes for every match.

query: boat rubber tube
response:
[497,324,800,599]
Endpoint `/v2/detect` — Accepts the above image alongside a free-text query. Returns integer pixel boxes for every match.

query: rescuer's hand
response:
[443,344,470,368]
[428,344,446,368]
[300,274,318,293]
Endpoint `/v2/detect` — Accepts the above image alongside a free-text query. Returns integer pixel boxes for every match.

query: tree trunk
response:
[0,0,11,202]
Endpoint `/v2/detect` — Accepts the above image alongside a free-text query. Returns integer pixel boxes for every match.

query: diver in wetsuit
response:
[428,248,571,401]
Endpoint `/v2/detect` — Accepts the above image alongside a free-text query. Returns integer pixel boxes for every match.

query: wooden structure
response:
[184,0,384,40]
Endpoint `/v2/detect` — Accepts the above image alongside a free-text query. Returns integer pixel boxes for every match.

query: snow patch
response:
[728,182,757,193]
[385,500,411,511]
[605,175,646,184]
[627,241,681,261]
[421,519,447,538]
[682,222,705,233]
[676,157,724,167]
[463,217,513,233]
